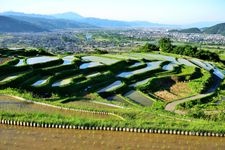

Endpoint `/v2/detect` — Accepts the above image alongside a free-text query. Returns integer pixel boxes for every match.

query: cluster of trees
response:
[138,43,159,52]
[158,38,220,62]
[94,48,108,54]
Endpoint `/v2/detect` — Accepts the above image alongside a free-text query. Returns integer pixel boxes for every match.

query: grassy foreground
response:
[1,48,225,133]
[1,88,225,133]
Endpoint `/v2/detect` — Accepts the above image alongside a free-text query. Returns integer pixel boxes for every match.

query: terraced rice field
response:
[32,76,49,87]
[62,55,74,65]
[26,56,59,65]
[79,62,103,69]
[52,78,73,87]
[82,55,119,65]
[15,59,25,66]
[117,61,162,78]
[0,58,12,65]
[0,95,115,120]
[98,81,123,93]
[0,52,224,109]
[2,50,225,147]
[124,90,154,106]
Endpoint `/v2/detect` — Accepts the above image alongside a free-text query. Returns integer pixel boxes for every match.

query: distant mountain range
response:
[0,11,176,33]
[0,11,224,35]
[170,23,225,36]
[0,16,47,32]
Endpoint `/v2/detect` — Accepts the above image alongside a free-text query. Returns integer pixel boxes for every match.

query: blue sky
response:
[0,0,224,24]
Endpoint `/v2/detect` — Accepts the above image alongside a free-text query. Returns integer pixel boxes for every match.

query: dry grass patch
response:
[0,58,12,65]
[154,82,194,102]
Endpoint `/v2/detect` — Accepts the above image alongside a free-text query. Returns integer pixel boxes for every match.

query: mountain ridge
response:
[170,23,225,36]
[0,11,176,29]
[0,15,47,33]
[0,11,224,34]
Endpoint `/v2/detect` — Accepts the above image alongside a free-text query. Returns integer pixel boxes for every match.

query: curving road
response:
[165,75,221,114]
[165,93,213,114]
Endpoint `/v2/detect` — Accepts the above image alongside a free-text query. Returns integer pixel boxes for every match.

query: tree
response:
[172,46,184,55]
[158,38,173,52]
[139,43,159,52]
[94,48,108,54]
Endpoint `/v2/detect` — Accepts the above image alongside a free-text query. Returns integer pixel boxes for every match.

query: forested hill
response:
[0,16,47,33]
[204,23,225,36]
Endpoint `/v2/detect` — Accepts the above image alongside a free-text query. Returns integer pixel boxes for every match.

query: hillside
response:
[0,49,225,135]
[180,28,202,33]
[0,15,96,30]
[204,23,225,36]
[0,11,175,29]
[169,28,202,33]
[170,23,225,36]
[0,16,47,32]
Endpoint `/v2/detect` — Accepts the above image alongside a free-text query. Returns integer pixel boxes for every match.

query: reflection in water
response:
[98,80,122,93]
[0,125,225,150]
[27,56,58,65]
[117,61,162,78]
[79,62,103,69]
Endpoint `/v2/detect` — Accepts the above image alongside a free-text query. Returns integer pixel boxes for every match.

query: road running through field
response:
[165,75,221,114]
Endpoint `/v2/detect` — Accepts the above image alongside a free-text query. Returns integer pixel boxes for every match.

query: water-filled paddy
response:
[124,90,153,106]
[32,76,49,86]
[177,58,196,66]
[15,59,25,66]
[98,81,123,93]
[52,78,73,87]
[62,55,74,65]
[82,56,119,65]
[129,62,143,68]
[26,56,58,65]
[79,62,103,69]
[0,95,113,120]
[117,61,162,78]
[162,63,177,71]
[1,125,225,150]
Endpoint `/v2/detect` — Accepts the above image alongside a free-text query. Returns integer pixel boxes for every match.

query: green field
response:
[1,48,225,133]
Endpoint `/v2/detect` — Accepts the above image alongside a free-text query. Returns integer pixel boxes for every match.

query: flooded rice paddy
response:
[52,78,73,87]
[177,58,196,66]
[129,62,143,68]
[15,59,25,66]
[117,61,162,78]
[32,76,49,86]
[98,81,123,93]
[0,95,114,120]
[162,63,177,71]
[82,56,119,65]
[1,124,225,150]
[79,62,103,69]
[26,56,58,65]
[62,55,74,65]
[124,90,153,106]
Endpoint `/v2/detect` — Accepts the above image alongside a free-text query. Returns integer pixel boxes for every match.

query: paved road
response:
[165,75,221,114]
[165,93,213,114]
